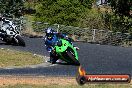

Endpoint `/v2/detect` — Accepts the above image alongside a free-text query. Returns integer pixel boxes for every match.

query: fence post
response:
[57,24,59,33]
[92,29,97,42]
[54,24,59,33]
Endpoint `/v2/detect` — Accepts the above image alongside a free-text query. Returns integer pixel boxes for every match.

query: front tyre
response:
[66,49,80,66]
[15,35,25,47]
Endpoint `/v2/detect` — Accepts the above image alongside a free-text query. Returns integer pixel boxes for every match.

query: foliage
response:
[33,0,94,27]
[108,0,132,17]
[79,8,105,29]
[100,0,132,33]
[24,0,132,35]
[0,0,24,18]
[102,10,132,33]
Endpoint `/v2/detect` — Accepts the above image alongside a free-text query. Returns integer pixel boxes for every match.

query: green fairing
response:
[54,39,78,61]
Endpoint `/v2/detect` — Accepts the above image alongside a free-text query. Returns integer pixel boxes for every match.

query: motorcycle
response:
[50,38,80,66]
[0,20,25,46]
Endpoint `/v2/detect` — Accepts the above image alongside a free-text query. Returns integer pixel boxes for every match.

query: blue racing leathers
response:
[44,33,72,52]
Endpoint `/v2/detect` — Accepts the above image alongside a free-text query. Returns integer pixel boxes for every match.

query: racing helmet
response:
[45,28,54,39]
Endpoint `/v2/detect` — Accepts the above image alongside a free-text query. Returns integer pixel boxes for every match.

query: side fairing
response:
[54,39,79,60]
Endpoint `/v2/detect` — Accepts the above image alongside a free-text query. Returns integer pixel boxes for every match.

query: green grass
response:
[0,49,44,67]
[0,84,132,88]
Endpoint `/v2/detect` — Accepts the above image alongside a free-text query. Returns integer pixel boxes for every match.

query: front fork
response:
[13,34,19,43]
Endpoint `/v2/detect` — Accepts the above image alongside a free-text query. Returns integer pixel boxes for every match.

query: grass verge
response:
[1,84,131,88]
[0,76,131,88]
[0,48,44,67]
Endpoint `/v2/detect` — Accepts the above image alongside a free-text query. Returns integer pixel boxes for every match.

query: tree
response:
[108,0,131,17]
[0,0,25,18]
[106,0,132,33]
[80,0,94,8]
[34,0,94,26]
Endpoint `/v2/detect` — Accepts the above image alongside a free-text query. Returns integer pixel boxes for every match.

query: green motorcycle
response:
[50,39,80,65]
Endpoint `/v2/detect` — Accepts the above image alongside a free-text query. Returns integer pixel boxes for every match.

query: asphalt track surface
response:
[0,37,132,76]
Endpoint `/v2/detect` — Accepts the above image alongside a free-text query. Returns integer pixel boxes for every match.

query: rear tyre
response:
[15,35,25,47]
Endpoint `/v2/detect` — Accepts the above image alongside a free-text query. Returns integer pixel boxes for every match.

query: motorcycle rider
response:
[0,17,13,32]
[0,17,7,38]
[44,27,79,63]
[0,17,11,39]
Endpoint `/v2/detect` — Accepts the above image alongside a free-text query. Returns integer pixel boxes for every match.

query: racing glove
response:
[46,47,52,52]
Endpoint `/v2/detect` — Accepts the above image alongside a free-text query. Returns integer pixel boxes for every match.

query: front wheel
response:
[66,49,80,66]
[14,35,25,47]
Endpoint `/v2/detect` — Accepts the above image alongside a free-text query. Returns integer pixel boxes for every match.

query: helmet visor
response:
[46,33,53,39]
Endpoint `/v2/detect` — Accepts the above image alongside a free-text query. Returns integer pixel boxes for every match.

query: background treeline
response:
[0,0,24,18]
[25,0,94,27]
[0,0,132,34]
